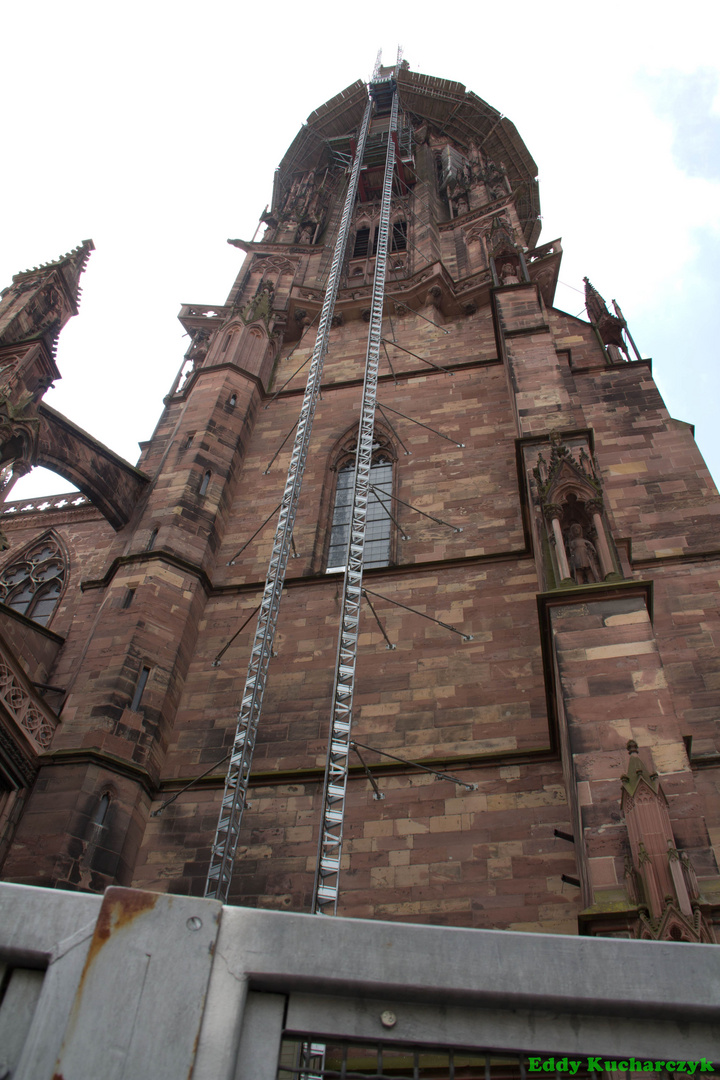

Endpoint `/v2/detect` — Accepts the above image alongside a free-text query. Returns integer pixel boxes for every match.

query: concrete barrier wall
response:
[0,882,718,1079]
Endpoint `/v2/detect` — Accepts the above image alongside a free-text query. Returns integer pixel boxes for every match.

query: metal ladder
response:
[204,94,374,904]
[312,80,399,915]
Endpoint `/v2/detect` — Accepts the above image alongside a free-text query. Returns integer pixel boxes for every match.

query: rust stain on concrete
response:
[79,888,159,986]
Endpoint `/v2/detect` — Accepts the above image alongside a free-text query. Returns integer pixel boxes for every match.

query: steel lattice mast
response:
[312,78,399,915]
[204,94,374,904]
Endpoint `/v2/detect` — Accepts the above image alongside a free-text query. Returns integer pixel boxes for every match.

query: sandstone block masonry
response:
[0,68,718,940]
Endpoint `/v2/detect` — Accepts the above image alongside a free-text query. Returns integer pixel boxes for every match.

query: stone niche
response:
[523,433,622,590]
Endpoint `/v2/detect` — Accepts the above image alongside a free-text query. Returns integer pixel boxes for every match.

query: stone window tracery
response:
[327,440,395,573]
[0,532,67,626]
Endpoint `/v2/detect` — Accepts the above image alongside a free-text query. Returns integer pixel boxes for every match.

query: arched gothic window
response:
[327,451,394,572]
[0,532,67,627]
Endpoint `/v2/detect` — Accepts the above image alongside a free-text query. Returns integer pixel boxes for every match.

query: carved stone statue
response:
[567,523,599,584]
[451,189,470,217]
[484,159,508,200]
[500,262,520,286]
[186,329,210,364]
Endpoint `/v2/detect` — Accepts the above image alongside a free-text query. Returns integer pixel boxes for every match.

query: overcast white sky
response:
[2,0,719,499]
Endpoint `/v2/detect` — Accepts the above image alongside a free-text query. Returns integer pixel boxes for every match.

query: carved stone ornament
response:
[242,279,274,326]
[533,437,601,501]
[486,213,517,259]
[482,158,509,200]
[621,741,714,943]
[0,390,41,468]
[0,720,37,783]
[0,240,93,354]
[0,640,59,755]
[185,329,210,364]
[542,502,563,521]
[584,277,630,360]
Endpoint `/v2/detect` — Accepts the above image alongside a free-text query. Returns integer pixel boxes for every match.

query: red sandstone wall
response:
[2,275,718,936]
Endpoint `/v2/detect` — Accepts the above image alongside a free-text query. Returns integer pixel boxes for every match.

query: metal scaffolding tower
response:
[204,93,374,904]
[312,78,400,915]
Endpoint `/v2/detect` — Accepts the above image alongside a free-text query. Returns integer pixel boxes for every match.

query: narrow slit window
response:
[199,470,211,496]
[146,528,158,551]
[122,588,135,610]
[229,394,237,407]
[130,666,150,712]
[93,793,111,826]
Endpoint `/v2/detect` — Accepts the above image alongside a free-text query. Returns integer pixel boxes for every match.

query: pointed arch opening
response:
[325,427,398,574]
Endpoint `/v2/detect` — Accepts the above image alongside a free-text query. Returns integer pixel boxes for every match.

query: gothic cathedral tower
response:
[1,62,718,944]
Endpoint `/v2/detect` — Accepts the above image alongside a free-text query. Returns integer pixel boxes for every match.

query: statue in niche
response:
[567,522,600,584]
[500,261,520,285]
[534,441,618,587]
[442,150,473,218]
[296,222,315,246]
[484,159,509,199]
[451,188,471,218]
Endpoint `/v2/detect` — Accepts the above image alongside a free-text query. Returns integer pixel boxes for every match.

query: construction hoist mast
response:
[312,78,400,915]
[204,94,374,904]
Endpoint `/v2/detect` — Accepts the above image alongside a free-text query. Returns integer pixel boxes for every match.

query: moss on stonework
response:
[580,889,636,915]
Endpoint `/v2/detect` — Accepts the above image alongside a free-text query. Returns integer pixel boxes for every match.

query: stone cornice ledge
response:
[39,746,156,794]
[80,549,213,594]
